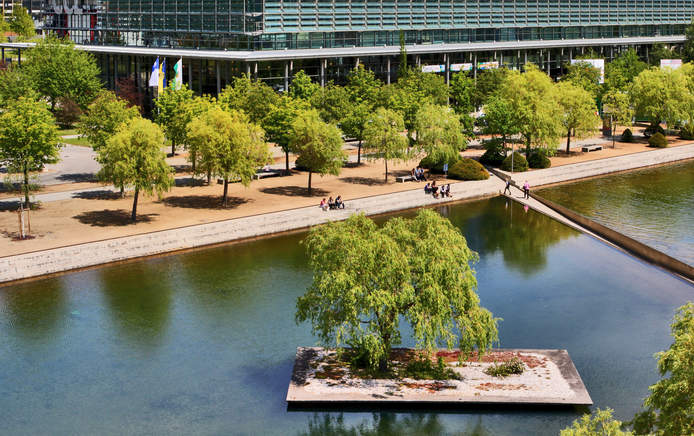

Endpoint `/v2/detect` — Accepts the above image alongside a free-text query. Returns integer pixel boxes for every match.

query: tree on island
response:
[187,106,271,207]
[296,210,500,371]
[97,118,173,221]
[289,109,345,194]
[0,97,60,207]
[154,83,195,157]
[363,107,410,182]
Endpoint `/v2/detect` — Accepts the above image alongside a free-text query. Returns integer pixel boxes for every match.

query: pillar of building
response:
[473,54,477,79]
[386,57,391,85]
[216,62,221,95]
[320,58,325,87]
[135,57,141,90]
[114,56,118,88]
[547,50,551,73]
[284,61,289,92]
[355,57,359,69]
[198,59,203,94]
[1,48,4,62]
[254,62,258,79]
[188,61,193,89]
[246,62,251,76]
[445,54,450,85]
[17,48,20,66]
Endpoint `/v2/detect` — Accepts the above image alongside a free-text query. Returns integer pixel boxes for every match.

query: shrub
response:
[54,97,83,128]
[501,152,528,172]
[484,357,525,377]
[419,154,461,174]
[621,128,634,142]
[528,151,551,169]
[644,124,665,138]
[679,125,694,140]
[479,148,505,167]
[404,356,460,381]
[648,132,668,148]
[447,158,489,180]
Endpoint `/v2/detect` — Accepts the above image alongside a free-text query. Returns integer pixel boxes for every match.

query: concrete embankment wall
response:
[530,193,694,282]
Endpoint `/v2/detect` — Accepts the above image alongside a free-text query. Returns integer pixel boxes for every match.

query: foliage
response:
[563,61,602,100]
[363,107,410,182]
[557,81,600,153]
[484,95,521,148]
[528,151,551,169]
[501,152,528,172]
[345,66,382,107]
[154,84,196,155]
[218,74,279,125]
[296,210,499,370]
[647,132,668,148]
[0,96,60,206]
[289,109,345,193]
[341,102,371,163]
[310,82,350,125]
[679,125,694,140]
[263,95,312,171]
[649,43,680,67]
[621,128,634,142]
[23,36,102,110]
[473,68,509,109]
[187,106,270,206]
[450,72,475,114]
[643,124,666,138]
[606,48,648,92]
[602,90,634,145]
[290,70,320,101]
[631,303,694,436]
[96,118,173,221]
[404,356,460,381]
[0,67,36,107]
[77,90,140,151]
[419,153,461,174]
[479,147,506,167]
[484,357,524,377]
[447,158,490,181]
[115,76,144,111]
[54,97,83,127]
[561,408,633,436]
[9,5,35,38]
[683,17,694,63]
[630,67,691,128]
[415,103,466,165]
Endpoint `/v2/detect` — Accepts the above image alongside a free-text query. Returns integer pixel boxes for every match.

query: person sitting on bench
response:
[417,167,427,181]
[442,184,451,197]
[328,196,336,210]
[431,181,439,198]
[424,183,431,194]
[320,198,328,211]
[335,195,345,209]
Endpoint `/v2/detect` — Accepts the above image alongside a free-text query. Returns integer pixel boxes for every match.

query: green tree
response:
[0,97,60,206]
[289,109,345,194]
[263,95,312,172]
[9,4,34,38]
[563,61,602,100]
[484,94,521,150]
[648,43,680,67]
[363,107,410,182]
[450,72,475,115]
[602,90,634,148]
[630,67,692,129]
[414,103,465,165]
[632,303,694,436]
[341,102,371,164]
[218,74,279,125]
[310,82,350,125]
[187,106,270,207]
[556,81,599,153]
[473,68,509,109]
[78,90,140,151]
[23,36,102,111]
[97,118,173,221]
[154,83,195,156]
[296,209,499,371]
[345,65,382,106]
[561,408,633,436]
[290,70,320,101]
[683,18,694,63]
[0,66,36,107]
[606,48,648,92]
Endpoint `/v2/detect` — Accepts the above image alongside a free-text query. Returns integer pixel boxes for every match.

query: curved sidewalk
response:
[2,144,694,284]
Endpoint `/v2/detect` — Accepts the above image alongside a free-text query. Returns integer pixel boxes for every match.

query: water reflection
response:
[299,413,489,436]
[0,280,66,342]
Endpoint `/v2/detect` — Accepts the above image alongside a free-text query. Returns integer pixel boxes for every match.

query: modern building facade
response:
[3,0,690,93]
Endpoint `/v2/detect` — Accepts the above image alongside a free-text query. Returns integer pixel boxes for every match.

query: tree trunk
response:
[191,153,196,173]
[285,150,290,174]
[131,187,139,221]
[171,139,176,157]
[525,136,531,158]
[206,169,211,185]
[357,139,362,164]
[384,159,388,182]
[120,185,124,198]
[307,171,312,195]
[222,178,229,207]
[22,164,30,207]
[566,129,571,154]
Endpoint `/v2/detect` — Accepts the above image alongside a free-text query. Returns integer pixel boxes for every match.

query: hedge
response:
[621,128,634,143]
[648,132,668,148]
[528,151,551,169]
[501,152,528,172]
[447,158,490,180]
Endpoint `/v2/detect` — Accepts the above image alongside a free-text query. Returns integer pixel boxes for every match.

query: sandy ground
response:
[1,130,690,256]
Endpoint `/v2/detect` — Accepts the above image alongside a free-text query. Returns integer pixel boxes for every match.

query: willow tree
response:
[187,106,271,207]
[414,103,466,165]
[97,118,173,221]
[296,209,500,371]
[363,107,409,182]
[556,81,599,153]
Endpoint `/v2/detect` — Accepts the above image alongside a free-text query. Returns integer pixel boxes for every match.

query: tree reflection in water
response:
[298,413,490,436]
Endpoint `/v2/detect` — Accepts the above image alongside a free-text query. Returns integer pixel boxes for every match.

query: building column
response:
[135,57,141,90]
[188,61,193,89]
[17,48,20,66]
[445,54,450,85]
[198,59,203,94]
[284,61,289,92]
[114,56,118,88]
[320,58,325,87]
[547,50,551,73]
[355,57,359,69]
[253,62,258,79]
[1,48,4,62]
[473,54,477,79]
[416,55,420,67]
[246,62,251,76]
[216,61,221,95]
[499,52,503,68]
[386,57,391,84]
[524,50,528,67]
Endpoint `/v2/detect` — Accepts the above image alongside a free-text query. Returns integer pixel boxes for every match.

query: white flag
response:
[173,58,183,90]
[148,57,159,88]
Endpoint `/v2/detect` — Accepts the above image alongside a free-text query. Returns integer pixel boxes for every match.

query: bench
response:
[581,145,603,152]
[396,175,416,183]
[253,169,283,180]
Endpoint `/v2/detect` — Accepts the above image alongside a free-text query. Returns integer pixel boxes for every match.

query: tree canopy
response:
[23,36,102,111]
[561,408,633,436]
[296,209,499,371]
[0,97,60,206]
[218,74,279,125]
[473,68,509,109]
[187,106,270,206]
[289,109,345,194]
[630,67,692,128]
[78,90,140,151]
[289,70,320,101]
[154,84,196,156]
[0,66,36,108]
[556,81,599,153]
[602,90,633,147]
[606,48,648,92]
[450,72,475,115]
[414,103,466,164]
[363,107,409,182]
[263,95,312,172]
[563,61,602,100]
[97,118,173,221]
[484,94,521,149]
[9,5,35,38]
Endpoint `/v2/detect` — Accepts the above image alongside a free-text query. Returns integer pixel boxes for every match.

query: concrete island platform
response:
[287,347,592,407]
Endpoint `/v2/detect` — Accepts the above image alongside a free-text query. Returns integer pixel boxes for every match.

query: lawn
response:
[61,136,92,147]
[58,128,79,136]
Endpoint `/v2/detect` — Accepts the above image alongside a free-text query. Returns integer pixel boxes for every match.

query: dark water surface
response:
[1,197,692,435]
[538,160,694,266]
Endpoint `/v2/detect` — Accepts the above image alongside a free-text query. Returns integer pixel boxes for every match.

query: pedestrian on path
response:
[523,181,530,199]
[503,178,512,195]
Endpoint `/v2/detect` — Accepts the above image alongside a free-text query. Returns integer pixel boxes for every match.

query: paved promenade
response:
[2,144,693,284]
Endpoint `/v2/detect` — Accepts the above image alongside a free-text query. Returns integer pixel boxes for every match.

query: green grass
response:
[61,136,92,148]
[58,128,79,136]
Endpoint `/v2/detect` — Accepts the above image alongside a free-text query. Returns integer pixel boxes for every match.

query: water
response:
[0,197,691,435]
[538,160,694,266]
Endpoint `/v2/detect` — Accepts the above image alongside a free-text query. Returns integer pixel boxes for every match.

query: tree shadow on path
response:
[72,190,122,200]
[260,186,328,197]
[161,195,249,209]
[338,176,385,186]
[73,209,158,226]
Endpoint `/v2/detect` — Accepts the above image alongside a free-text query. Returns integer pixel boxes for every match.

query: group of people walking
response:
[424,181,451,198]
[319,196,345,211]
[503,178,531,199]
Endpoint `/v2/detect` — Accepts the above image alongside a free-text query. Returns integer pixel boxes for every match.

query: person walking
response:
[523,180,530,199]
[503,178,512,195]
